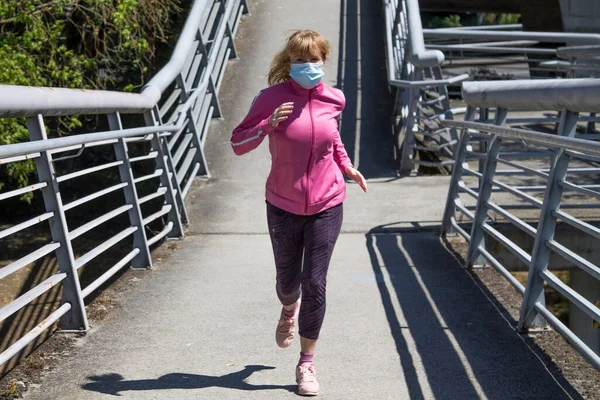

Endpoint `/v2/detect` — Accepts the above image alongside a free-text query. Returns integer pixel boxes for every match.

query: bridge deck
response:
[23,0,578,398]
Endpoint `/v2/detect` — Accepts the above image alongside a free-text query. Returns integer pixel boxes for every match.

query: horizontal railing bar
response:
[565,150,600,164]
[0,302,71,366]
[81,248,141,298]
[458,180,479,199]
[0,182,47,202]
[0,273,67,324]
[182,162,201,198]
[56,160,123,183]
[454,198,475,220]
[49,139,119,155]
[424,29,600,44]
[443,120,600,155]
[0,124,179,161]
[486,201,537,237]
[547,240,600,281]
[541,269,600,324]
[168,125,188,151]
[147,221,174,247]
[478,247,526,295]
[133,169,164,184]
[129,151,158,163]
[482,222,532,266]
[427,44,557,55]
[491,179,544,208]
[0,212,54,241]
[75,226,138,269]
[69,205,133,240]
[139,187,168,205]
[533,302,600,370]
[173,134,194,166]
[0,153,41,165]
[177,147,198,183]
[496,158,550,179]
[553,210,600,240]
[462,167,483,178]
[63,182,128,211]
[450,217,471,241]
[159,88,183,119]
[560,180,600,200]
[142,205,172,226]
[0,242,60,281]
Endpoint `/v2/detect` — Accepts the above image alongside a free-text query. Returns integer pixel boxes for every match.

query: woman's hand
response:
[269,102,294,127]
[344,166,367,193]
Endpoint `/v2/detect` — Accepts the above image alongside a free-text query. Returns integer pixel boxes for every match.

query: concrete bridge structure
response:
[1,0,600,398]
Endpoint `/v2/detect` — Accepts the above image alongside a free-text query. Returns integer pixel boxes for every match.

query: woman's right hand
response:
[269,102,294,127]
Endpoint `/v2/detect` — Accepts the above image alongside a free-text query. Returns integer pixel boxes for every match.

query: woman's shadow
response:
[82,365,296,396]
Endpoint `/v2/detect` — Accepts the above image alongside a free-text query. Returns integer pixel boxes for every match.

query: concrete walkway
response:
[24,0,579,398]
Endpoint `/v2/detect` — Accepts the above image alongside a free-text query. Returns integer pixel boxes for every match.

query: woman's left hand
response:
[344,166,367,193]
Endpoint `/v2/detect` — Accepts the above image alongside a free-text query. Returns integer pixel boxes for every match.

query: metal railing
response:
[383,16,600,176]
[441,78,600,369]
[423,27,600,83]
[0,0,248,369]
[383,0,469,175]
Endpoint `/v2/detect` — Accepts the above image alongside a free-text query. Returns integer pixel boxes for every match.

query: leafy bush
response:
[0,0,181,200]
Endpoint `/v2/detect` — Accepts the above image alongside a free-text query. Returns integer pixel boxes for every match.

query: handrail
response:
[461,79,600,112]
[442,119,600,156]
[423,28,600,44]
[404,0,444,67]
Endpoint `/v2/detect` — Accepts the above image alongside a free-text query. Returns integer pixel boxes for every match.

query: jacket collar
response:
[288,78,324,96]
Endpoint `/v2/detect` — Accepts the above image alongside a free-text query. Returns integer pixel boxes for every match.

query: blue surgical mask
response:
[289,63,325,89]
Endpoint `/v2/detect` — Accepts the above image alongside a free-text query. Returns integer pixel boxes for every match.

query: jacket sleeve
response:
[231,91,275,156]
[333,130,353,173]
[332,89,353,173]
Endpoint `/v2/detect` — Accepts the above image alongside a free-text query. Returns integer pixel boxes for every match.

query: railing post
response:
[441,106,476,236]
[518,110,579,331]
[144,110,185,238]
[176,73,211,178]
[465,108,508,267]
[108,112,153,269]
[399,68,422,176]
[27,115,88,332]
[197,29,223,119]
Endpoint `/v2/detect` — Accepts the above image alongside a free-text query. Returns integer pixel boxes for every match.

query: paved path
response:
[23,0,580,398]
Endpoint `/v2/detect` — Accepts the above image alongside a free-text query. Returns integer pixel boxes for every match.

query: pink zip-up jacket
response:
[231,79,352,215]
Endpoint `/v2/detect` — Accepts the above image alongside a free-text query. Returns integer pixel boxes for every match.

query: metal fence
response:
[423,27,600,83]
[441,78,600,369]
[0,0,248,369]
[383,4,600,176]
[383,0,469,176]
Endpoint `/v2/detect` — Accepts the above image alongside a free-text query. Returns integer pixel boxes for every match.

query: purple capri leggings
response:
[266,200,343,340]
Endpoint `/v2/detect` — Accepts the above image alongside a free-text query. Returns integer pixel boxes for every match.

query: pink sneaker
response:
[296,363,319,396]
[275,299,300,348]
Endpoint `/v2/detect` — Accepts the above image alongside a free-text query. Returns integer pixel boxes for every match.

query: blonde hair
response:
[267,30,331,86]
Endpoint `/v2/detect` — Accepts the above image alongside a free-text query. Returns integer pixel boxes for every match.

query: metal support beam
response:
[108,112,153,269]
[27,115,88,332]
[466,108,508,267]
[518,110,580,330]
[441,106,476,236]
[144,110,185,238]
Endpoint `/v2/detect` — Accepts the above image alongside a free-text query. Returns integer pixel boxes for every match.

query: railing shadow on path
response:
[337,0,398,179]
[365,226,583,400]
[81,365,296,396]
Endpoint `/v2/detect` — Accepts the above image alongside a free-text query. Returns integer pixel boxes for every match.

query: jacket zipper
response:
[305,90,315,215]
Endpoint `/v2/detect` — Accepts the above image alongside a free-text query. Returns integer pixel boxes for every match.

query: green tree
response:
[0,0,181,200]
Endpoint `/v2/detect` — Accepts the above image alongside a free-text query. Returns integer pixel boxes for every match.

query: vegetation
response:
[0,0,182,200]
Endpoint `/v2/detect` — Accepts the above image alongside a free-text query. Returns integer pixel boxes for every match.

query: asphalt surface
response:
[23,0,581,399]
